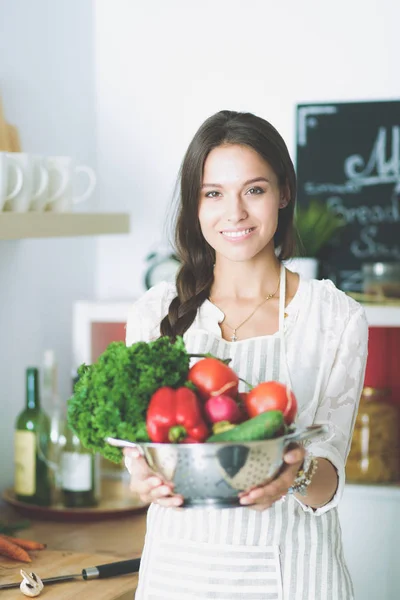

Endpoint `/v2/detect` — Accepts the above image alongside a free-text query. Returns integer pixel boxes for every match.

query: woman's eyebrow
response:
[201,177,270,189]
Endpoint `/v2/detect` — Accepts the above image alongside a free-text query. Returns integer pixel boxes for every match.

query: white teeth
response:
[221,228,253,238]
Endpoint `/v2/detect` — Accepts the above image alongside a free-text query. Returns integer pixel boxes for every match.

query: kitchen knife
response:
[0,557,141,590]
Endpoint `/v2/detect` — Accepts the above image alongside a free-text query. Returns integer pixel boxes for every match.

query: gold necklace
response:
[211,274,281,342]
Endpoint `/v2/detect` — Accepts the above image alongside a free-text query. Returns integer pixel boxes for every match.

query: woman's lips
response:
[220,227,256,241]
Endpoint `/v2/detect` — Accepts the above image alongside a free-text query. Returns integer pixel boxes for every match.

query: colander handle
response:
[105,436,145,456]
[283,424,329,445]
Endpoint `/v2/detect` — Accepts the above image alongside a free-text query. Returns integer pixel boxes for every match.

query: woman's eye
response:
[247,186,264,195]
[205,191,221,198]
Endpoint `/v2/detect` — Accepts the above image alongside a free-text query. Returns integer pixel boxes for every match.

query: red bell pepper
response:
[146,386,209,443]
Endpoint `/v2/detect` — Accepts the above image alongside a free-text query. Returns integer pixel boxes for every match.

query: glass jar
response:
[347,387,400,484]
[362,262,400,299]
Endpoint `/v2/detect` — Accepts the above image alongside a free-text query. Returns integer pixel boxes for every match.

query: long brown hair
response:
[160,110,297,339]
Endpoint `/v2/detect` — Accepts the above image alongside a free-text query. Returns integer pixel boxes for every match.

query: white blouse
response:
[126,274,369,515]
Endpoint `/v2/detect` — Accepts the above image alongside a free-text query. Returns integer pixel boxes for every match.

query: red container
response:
[364,328,400,406]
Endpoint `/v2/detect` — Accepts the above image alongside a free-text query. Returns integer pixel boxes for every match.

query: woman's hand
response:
[238,445,305,510]
[123,447,184,508]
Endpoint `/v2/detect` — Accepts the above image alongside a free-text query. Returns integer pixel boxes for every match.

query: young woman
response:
[124,110,368,600]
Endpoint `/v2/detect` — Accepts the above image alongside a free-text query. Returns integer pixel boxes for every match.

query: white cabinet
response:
[339,484,400,599]
[363,305,400,328]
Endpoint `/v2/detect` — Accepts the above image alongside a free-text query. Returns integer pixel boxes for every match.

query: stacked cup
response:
[0,152,96,212]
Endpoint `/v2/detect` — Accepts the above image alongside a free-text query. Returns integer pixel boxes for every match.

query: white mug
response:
[0,152,23,211]
[4,153,48,212]
[46,156,96,212]
[29,155,64,212]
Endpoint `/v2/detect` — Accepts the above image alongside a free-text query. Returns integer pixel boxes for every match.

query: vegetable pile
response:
[67,336,298,462]
[68,337,190,462]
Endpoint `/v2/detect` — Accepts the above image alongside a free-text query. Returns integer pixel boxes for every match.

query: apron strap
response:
[278,262,293,390]
[279,265,324,423]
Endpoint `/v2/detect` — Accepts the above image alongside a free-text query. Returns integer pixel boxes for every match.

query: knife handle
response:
[82,558,141,580]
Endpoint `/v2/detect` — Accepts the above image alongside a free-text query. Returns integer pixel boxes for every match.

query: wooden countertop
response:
[0,497,148,599]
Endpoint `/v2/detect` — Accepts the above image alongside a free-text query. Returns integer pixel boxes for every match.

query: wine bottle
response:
[14,368,52,506]
[42,349,65,501]
[60,374,99,508]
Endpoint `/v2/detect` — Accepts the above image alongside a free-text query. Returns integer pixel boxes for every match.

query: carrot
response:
[0,535,31,563]
[1,535,47,551]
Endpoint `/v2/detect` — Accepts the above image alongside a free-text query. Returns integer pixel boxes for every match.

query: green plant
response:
[67,337,190,463]
[294,198,346,258]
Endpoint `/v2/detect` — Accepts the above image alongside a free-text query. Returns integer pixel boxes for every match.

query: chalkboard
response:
[296,100,400,291]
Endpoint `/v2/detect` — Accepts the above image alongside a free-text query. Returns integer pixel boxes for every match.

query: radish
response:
[204,394,242,424]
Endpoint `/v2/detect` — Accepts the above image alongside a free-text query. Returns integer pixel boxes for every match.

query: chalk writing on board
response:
[344,127,400,185]
[297,105,338,147]
[328,128,400,264]
[296,101,400,291]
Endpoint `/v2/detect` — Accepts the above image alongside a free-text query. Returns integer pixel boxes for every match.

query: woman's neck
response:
[211,252,282,301]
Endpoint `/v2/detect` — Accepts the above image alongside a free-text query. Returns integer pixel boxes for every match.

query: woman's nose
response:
[226,195,248,223]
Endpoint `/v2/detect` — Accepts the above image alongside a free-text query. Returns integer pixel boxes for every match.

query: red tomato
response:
[188,358,239,401]
[245,381,297,425]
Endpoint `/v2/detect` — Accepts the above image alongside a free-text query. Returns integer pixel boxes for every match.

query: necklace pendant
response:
[231,331,238,342]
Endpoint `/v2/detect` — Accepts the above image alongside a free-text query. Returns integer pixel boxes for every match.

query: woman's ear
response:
[279,183,290,209]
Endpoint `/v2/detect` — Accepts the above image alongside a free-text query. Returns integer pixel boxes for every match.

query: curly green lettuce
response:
[67,336,190,463]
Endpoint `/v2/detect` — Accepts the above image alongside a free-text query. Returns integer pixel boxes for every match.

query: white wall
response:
[0,0,97,491]
[94,0,400,300]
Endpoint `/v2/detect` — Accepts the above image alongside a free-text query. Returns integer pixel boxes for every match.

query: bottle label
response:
[61,452,92,491]
[14,431,36,495]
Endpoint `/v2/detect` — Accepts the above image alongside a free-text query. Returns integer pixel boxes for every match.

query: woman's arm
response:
[240,305,368,512]
[124,282,185,508]
[293,305,369,514]
[238,453,338,510]
[294,457,337,509]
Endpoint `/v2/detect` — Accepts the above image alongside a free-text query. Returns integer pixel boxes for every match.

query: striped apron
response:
[134,267,354,599]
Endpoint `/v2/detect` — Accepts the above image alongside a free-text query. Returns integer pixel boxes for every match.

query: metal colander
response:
[106,424,327,508]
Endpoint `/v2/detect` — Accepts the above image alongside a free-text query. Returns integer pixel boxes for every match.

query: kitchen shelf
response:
[363,305,400,328]
[0,212,130,240]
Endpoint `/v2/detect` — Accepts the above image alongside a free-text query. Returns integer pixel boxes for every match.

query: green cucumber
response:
[207,410,285,442]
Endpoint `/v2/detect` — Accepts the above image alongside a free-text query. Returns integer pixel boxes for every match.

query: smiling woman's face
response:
[198,143,285,264]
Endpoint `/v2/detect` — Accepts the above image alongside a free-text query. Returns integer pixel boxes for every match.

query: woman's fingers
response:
[239,486,281,507]
[239,445,306,508]
[143,480,183,506]
[284,446,305,467]
[277,448,305,488]
[124,451,153,481]
[137,475,164,496]
[123,447,183,506]
[155,495,184,508]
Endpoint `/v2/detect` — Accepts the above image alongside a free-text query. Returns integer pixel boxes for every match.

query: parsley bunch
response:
[67,336,190,463]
